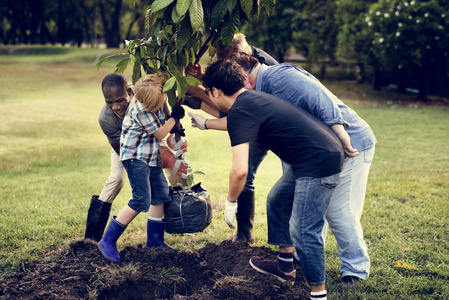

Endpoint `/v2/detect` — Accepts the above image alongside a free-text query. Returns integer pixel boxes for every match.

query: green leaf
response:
[260,0,276,16]
[176,0,192,18]
[167,86,177,107]
[145,8,152,32]
[171,6,181,24]
[193,170,206,175]
[239,0,253,19]
[211,0,228,29]
[132,60,142,85]
[96,53,121,70]
[231,7,240,31]
[189,0,204,33]
[183,48,191,66]
[186,173,194,188]
[221,8,240,45]
[115,58,129,73]
[151,0,175,14]
[163,76,176,92]
[151,18,164,37]
[184,76,201,86]
[176,52,187,68]
[176,76,189,100]
[167,56,183,77]
[157,30,173,47]
[227,0,238,12]
[175,19,192,50]
[221,15,235,45]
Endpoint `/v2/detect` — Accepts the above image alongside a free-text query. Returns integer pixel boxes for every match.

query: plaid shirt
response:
[120,97,166,166]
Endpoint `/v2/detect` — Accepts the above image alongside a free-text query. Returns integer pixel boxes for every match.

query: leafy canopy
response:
[97,0,276,107]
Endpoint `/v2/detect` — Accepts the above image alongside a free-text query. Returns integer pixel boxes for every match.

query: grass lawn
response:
[0,46,448,299]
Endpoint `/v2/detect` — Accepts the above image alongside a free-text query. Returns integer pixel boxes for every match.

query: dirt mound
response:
[0,240,310,299]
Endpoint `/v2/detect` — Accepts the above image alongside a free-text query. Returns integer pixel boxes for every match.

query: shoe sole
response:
[97,243,121,263]
[249,258,295,286]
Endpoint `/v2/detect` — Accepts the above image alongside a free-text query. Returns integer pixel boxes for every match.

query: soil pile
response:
[1,240,310,299]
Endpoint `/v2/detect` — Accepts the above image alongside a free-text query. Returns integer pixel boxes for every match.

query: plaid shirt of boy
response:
[120,97,166,166]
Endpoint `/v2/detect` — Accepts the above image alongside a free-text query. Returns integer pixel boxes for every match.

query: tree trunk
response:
[417,66,428,101]
[372,67,381,90]
[99,0,123,48]
[356,62,365,84]
[57,0,67,45]
[397,67,407,94]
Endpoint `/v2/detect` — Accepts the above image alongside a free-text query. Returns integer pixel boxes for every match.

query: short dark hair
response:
[101,73,128,92]
[229,53,259,73]
[202,60,245,96]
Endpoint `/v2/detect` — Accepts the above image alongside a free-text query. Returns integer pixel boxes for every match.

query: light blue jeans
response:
[267,163,339,285]
[323,146,375,279]
[268,147,375,280]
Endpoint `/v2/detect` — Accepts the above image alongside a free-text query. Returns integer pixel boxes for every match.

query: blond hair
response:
[134,74,167,113]
[216,33,252,60]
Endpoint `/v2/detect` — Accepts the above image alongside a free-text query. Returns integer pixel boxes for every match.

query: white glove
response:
[188,112,208,130]
[224,198,238,229]
[167,133,188,158]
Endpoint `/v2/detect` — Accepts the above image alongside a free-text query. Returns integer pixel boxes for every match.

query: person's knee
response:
[107,173,125,187]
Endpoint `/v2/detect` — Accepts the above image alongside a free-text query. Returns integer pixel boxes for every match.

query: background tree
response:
[99,0,276,107]
[365,0,449,98]
[335,0,377,84]
[291,0,339,80]
[98,0,126,48]
[243,0,296,63]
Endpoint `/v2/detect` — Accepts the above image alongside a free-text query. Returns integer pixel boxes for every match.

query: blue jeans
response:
[267,163,339,285]
[122,159,171,212]
[323,146,375,279]
[244,141,269,191]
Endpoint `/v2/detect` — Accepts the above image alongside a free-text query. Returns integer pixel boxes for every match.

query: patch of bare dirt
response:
[0,240,310,299]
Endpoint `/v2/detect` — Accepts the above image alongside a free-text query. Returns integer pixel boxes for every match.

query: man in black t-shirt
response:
[185,33,279,243]
[201,60,343,299]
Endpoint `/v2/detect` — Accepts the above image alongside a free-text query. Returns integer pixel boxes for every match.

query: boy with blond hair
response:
[98,74,185,262]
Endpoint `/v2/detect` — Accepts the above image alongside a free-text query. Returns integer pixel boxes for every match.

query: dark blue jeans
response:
[267,163,339,285]
[244,141,270,191]
[122,159,170,212]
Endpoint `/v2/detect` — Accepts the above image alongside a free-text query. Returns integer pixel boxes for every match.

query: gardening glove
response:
[170,106,185,121]
[167,133,188,158]
[188,112,208,130]
[170,123,186,137]
[224,198,238,229]
[160,149,191,179]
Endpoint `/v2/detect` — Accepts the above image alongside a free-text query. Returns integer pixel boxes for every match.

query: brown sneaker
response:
[249,256,296,286]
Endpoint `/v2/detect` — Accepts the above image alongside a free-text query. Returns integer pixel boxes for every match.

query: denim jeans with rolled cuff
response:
[122,159,171,212]
[267,162,339,285]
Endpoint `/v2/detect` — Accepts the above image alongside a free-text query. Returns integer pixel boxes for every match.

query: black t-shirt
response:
[227,90,344,178]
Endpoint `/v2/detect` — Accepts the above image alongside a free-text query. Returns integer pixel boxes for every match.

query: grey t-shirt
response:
[98,104,123,144]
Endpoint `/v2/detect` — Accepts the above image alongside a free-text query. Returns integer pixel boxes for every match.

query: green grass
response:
[0,46,448,299]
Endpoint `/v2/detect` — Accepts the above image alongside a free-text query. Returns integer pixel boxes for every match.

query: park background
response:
[1,0,448,299]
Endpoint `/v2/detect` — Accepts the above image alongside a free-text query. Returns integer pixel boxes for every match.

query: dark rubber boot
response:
[146,219,172,248]
[84,195,112,242]
[233,190,256,243]
[98,216,127,263]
